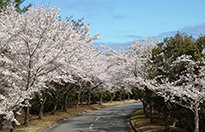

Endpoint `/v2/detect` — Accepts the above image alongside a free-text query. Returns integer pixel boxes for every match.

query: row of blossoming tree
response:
[0,3,113,131]
[1,2,205,132]
[101,33,205,132]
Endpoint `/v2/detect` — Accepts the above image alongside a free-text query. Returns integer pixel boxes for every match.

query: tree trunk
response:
[52,92,64,114]
[0,123,2,132]
[10,122,15,132]
[52,99,59,114]
[128,93,130,101]
[87,89,91,106]
[163,103,169,131]
[10,113,17,132]
[99,92,102,105]
[24,107,30,127]
[110,93,114,103]
[80,93,84,105]
[77,92,81,108]
[140,98,148,117]
[0,115,5,132]
[119,93,122,102]
[38,92,48,119]
[194,104,199,132]
[123,91,125,102]
[150,101,153,123]
[144,101,148,117]
[63,90,69,112]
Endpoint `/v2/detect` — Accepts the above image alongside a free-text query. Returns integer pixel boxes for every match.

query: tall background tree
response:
[148,32,205,132]
[0,0,31,13]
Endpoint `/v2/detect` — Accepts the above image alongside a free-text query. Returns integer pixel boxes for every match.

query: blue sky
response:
[21,0,205,49]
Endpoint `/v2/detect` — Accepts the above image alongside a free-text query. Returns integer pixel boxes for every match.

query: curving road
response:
[50,102,142,132]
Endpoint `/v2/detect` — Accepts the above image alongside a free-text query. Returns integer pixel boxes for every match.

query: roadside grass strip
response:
[131,109,189,132]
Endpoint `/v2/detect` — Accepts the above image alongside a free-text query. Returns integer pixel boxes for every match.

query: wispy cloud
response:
[125,35,144,39]
[180,23,205,36]
[155,31,178,39]
[155,22,205,39]
[113,14,128,19]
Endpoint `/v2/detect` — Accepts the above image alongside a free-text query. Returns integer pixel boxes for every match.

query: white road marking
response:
[90,116,100,129]
[95,116,101,120]
[89,124,94,129]
[105,111,111,114]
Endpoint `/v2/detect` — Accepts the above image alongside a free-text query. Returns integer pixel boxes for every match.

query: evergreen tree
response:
[0,0,31,13]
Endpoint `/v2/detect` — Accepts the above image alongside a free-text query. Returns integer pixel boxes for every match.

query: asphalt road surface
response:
[50,102,142,132]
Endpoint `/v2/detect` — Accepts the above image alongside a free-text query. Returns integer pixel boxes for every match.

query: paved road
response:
[50,102,142,132]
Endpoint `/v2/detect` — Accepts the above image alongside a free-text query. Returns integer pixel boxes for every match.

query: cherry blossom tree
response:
[151,55,205,132]
[37,21,101,115]
[0,3,101,129]
[99,38,159,104]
